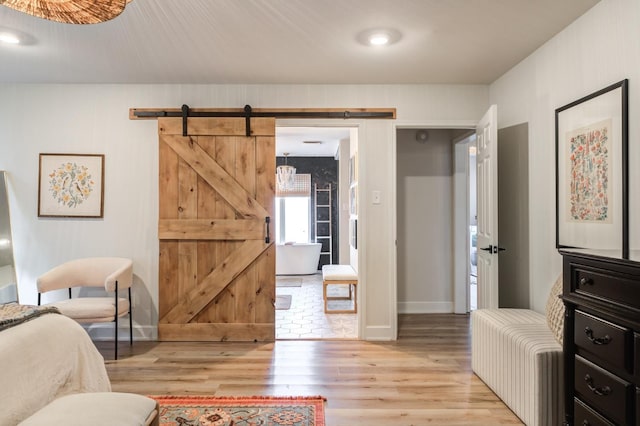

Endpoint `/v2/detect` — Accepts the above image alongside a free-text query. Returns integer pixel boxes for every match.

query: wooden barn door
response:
[157,117,275,341]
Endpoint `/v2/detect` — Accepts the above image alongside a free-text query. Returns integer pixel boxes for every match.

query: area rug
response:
[275,294,292,310]
[276,277,303,287]
[150,395,326,426]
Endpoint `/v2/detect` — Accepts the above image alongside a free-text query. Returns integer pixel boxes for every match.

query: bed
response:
[0,304,111,425]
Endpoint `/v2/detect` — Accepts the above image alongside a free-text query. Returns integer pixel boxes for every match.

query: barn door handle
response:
[265,216,271,244]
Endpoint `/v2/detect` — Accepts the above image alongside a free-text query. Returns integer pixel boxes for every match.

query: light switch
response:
[372,190,381,204]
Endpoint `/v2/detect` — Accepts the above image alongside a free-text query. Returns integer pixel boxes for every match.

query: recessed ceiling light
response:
[357,28,402,47]
[0,32,20,45]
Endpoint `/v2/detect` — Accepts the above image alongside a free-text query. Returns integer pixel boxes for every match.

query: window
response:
[275,173,311,243]
[276,196,310,243]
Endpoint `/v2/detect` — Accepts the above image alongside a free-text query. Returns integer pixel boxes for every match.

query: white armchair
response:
[37,257,134,360]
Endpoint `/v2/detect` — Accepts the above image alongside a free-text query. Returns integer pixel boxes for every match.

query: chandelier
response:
[276,153,296,191]
[1,0,133,25]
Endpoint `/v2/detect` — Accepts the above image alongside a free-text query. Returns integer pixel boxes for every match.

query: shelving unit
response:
[314,183,332,265]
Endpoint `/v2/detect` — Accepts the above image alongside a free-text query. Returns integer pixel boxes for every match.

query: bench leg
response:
[323,281,357,314]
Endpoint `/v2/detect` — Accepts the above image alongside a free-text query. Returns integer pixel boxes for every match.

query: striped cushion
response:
[472,310,563,426]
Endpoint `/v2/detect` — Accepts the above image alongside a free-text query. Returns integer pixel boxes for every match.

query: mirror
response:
[0,171,17,304]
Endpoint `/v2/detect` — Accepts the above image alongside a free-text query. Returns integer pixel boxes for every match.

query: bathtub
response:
[276,243,322,275]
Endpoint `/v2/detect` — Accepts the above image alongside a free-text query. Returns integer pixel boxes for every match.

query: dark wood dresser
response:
[561,250,640,426]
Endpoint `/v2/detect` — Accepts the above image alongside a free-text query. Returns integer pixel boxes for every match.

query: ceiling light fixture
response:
[1,0,134,25]
[357,28,402,47]
[0,32,20,45]
[276,153,296,191]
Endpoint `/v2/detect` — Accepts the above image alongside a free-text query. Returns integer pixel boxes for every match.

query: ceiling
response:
[0,0,599,155]
[276,127,350,157]
[0,0,599,85]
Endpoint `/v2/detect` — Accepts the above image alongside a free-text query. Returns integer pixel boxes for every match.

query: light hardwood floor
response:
[100,314,523,425]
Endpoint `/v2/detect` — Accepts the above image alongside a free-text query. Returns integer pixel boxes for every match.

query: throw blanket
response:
[0,302,60,332]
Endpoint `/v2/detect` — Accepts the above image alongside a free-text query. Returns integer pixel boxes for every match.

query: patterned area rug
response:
[150,395,326,426]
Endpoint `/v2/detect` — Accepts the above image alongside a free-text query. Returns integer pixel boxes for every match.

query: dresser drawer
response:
[575,397,615,426]
[573,267,640,309]
[575,355,633,425]
[575,310,631,371]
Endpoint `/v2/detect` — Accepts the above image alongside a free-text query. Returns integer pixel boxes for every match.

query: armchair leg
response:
[114,281,118,361]
[128,287,133,346]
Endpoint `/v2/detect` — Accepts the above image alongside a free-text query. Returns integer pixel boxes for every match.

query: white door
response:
[476,105,499,309]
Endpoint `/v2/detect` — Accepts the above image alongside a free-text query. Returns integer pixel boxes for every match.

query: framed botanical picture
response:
[555,79,628,257]
[38,153,105,218]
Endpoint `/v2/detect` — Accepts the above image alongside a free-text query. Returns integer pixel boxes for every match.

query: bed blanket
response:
[0,303,60,332]
[0,312,111,425]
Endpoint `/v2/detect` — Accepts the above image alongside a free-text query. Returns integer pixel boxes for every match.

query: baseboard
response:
[84,324,157,341]
[398,301,453,314]
[362,325,395,341]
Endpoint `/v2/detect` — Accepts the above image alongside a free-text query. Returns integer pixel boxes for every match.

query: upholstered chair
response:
[37,257,133,360]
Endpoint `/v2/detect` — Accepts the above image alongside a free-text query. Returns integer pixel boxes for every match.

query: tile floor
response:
[275,273,358,340]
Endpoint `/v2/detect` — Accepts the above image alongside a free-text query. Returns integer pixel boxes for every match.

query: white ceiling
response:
[0,0,599,85]
[276,127,350,157]
[0,0,600,155]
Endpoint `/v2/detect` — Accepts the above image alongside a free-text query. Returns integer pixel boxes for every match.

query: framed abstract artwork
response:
[555,79,628,257]
[38,153,105,218]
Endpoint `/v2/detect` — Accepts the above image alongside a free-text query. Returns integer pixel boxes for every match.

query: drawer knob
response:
[579,277,594,286]
[584,327,611,345]
[584,374,611,396]
[582,421,590,426]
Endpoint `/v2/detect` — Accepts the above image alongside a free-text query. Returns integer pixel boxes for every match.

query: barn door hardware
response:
[182,104,189,136]
[244,104,252,137]
[131,106,397,124]
[265,216,271,244]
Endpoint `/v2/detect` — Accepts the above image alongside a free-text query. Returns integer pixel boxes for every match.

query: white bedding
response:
[0,313,111,425]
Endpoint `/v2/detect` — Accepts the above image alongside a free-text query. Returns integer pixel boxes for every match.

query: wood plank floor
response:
[100,314,523,425]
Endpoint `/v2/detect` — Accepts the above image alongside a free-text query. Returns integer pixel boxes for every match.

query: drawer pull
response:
[584,374,611,396]
[579,277,594,286]
[584,327,611,345]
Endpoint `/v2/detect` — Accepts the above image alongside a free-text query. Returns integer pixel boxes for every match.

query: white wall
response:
[396,129,454,313]
[490,0,640,313]
[0,83,488,340]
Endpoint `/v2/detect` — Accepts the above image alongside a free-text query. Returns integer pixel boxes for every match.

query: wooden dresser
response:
[561,250,640,426]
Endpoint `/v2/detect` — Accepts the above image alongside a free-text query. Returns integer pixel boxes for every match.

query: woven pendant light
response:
[0,0,132,25]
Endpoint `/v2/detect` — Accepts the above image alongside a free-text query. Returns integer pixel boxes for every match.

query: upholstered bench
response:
[471,278,565,426]
[18,392,159,426]
[321,264,358,313]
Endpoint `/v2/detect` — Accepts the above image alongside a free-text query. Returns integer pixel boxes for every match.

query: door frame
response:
[276,118,363,338]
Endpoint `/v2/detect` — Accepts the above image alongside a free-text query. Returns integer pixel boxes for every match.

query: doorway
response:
[274,126,359,339]
[396,128,472,314]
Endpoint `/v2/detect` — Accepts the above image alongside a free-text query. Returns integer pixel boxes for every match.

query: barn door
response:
[157,117,275,341]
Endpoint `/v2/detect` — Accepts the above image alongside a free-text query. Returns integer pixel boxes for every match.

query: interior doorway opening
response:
[396,128,474,315]
[274,125,359,340]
